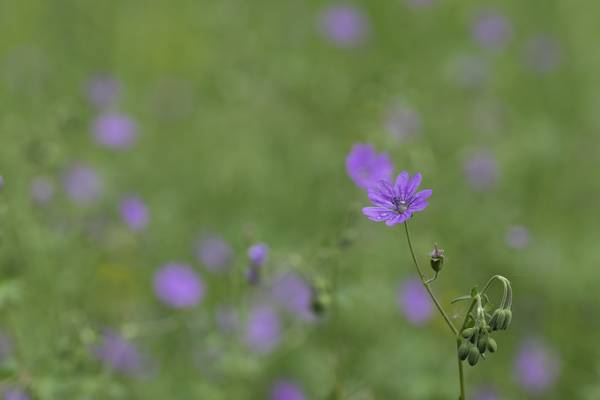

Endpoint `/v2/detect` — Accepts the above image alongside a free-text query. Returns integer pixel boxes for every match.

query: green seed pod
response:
[461,327,476,339]
[429,245,445,273]
[501,309,512,330]
[487,338,498,353]
[458,342,470,361]
[467,346,480,366]
[478,337,488,354]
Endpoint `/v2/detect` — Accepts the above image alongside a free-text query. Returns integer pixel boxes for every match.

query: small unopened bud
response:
[311,292,332,316]
[461,327,476,339]
[487,338,498,353]
[489,309,503,330]
[500,309,512,330]
[477,337,488,354]
[458,342,470,361]
[429,244,445,273]
[467,346,480,366]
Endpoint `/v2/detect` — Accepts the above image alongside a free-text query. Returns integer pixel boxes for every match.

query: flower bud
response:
[458,342,470,361]
[429,244,445,273]
[311,292,332,316]
[489,309,503,331]
[477,337,488,354]
[467,346,480,366]
[486,338,497,353]
[500,309,512,330]
[461,327,476,339]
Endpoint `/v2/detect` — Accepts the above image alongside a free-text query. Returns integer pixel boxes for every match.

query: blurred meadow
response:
[0,0,599,399]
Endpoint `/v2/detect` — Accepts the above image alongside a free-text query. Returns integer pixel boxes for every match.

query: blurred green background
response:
[0,0,598,399]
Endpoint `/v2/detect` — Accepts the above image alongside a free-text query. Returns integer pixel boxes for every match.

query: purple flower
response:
[244,304,281,354]
[197,234,234,273]
[87,75,120,109]
[385,105,422,141]
[3,388,29,400]
[346,144,394,190]
[515,340,560,394]
[397,278,433,325]
[120,196,150,231]
[472,386,499,400]
[30,176,54,204]
[154,263,204,308]
[362,172,432,226]
[248,243,268,266]
[318,5,369,48]
[63,164,103,204]
[506,225,530,249]
[92,331,144,375]
[472,10,512,50]
[271,273,315,321]
[270,380,306,400]
[464,151,499,191]
[92,112,138,150]
[524,36,561,73]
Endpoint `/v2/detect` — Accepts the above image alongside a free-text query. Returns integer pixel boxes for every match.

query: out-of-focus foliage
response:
[0,0,597,399]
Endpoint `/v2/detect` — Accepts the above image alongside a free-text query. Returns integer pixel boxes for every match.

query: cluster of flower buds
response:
[457,276,513,367]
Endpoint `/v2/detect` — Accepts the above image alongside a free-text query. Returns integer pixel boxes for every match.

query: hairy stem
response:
[403,221,457,335]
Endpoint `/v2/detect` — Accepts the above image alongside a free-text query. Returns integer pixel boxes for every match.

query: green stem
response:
[403,222,457,335]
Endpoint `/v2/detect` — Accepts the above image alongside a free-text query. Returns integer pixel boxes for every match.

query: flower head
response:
[153,263,204,308]
[92,112,138,150]
[120,196,150,231]
[91,331,145,376]
[3,388,29,400]
[472,10,512,50]
[63,164,103,204]
[362,172,431,226]
[87,75,120,109]
[196,234,234,273]
[346,144,394,190]
[244,304,281,354]
[515,340,560,394]
[270,380,306,400]
[317,5,369,48]
[248,243,268,266]
[398,277,433,325]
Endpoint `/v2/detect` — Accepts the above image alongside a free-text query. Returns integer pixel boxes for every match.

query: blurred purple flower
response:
[472,386,499,400]
[197,234,234,273]
[3,388,29,400]
[154,263,204,308]
[270,380,306,400]
[524,36,561,73]
[248,243,269,266]
[120,196,149,231]
[472,10,512,50]
[318,5,369,48]
[92,331,144,375]
[63,164,103,204]
[398,278,433,325]
[385,105,422,141]
[92,112,138,150]
[215,306,239,333]
[506,225,530,249]
[362,172,432,226]
[87,75,120,109]
[30,176,54,204]
[464,151,499,191]
[346,144,394,190]
[515,340,560,394]
[0,176,4,190]
[245,304,281,354]
[271,273,315,321]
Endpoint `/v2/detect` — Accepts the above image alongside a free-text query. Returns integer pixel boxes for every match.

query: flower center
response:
[392,197,408,213]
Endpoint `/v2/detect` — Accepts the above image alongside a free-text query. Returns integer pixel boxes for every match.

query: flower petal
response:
[376,179,395,199]
[385,212,411,226]
[394,172,409,195]
[408,201,428,213]
[405,173,422,197]
[413,189,432,202]
[368,187,392,207]
[362,207,394,222]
